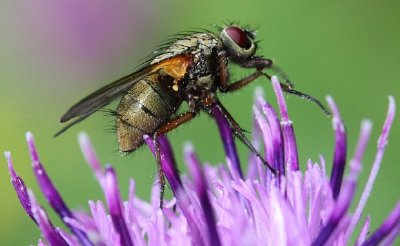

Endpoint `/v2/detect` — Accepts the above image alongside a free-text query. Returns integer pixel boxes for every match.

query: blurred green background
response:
[1,0,399,244]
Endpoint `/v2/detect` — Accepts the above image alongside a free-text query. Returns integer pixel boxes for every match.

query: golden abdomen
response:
[116,74,180,152]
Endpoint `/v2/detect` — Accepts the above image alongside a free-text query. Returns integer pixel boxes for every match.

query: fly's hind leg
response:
[153,111,196,208]
[212,101,277,175]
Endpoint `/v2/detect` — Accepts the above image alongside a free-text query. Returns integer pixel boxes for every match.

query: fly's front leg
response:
[153,111,196,208]
[278,82,331,116]
[239,56,294,88]
[217,51,273,92]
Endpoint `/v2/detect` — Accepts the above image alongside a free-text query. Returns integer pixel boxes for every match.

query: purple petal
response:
[27,132,69,216]
[143,135,183,194]
[78,132,104,184]
[26,132,40,162]
[145,135,205,246]
[353,120,373,162]
[271,76,299,171]
[5,151,34,222]
[211,104,243,178]
[257,96,285,175]
[185,144,221,246]
[312,152,360,246]
[57,227,81,246]
[253,105,274,172]
[355,216,370,246]
[345,120,372,239]
[288,172,309,242]
[378,96,396,150]
[38,239,46,246]
[104,165,133,246]
[326,96,347,199]
[26,132,94,246]
[381,223,400,245]
[249,88,267,183]
[348,97,396,239]
[363,202,400,245]
[72,211,98,233]
[28,190,68,246]
[89,200,117,245]
[158,134,178,167]
[268,188,289,245]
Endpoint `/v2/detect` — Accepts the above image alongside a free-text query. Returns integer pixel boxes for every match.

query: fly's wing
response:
[55,66,156,137]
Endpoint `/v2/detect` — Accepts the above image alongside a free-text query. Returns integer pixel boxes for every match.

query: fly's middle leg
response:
[153,111,196,208]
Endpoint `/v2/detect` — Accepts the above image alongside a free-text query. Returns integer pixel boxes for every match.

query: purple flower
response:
[5,76,399,245]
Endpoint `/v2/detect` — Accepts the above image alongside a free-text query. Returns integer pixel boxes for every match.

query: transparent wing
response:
[55,66,156,137]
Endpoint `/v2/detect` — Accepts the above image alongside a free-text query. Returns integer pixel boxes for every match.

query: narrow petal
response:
[26,132,40,162]
[326,96,347,199]
[158,134,178,168]
[144,135,205,246]
[253,105,274,174]
[378,96,396,150]
[27,132,70,216]
[38,239,46,246]
[89,200,117,245]
[355,216,370,246]
[104,165,133,246]
[257,97,285,175]
[185,144,221,246]
[348,97,396,239]
[363,202,400,245]
[143,135,182,194]
[211,104,243,178]
[5,151,34,222]
[345,120,372,239]
[57,227,81,246]
[271,76,299,171]
[78,132,104,184]
[312,154,360,246]
[26,132,94,246]
[381,223,400,245]
[28,190,68,246]
[249,87,268,183]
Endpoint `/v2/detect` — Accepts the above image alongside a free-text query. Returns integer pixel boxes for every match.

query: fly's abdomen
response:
[116,74,180,152]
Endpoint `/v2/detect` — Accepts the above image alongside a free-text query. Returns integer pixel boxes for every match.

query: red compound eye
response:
[225,26,251,49]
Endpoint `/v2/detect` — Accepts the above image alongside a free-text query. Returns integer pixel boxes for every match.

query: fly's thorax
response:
[183,74,217,100]
[150,32,222,101]
[151,32,222,65]
[116,73,181,152]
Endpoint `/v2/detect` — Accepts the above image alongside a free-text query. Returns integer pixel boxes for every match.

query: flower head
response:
[5,76,399,245]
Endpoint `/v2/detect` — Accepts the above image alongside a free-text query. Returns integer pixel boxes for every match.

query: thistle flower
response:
[5,76,399,245]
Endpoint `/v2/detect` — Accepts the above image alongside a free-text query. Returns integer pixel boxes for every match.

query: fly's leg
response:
[218,51,278,92]
[217,52,330,116]
[261,73,330,115]
[275,82,331,116]
[212,101,277,175]
[153,111,196,208]
[220,70,265,92]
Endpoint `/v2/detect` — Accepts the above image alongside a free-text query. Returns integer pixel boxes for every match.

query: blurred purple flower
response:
[5,76,399,245]
[27,0,153,57]
[7,0,157,85]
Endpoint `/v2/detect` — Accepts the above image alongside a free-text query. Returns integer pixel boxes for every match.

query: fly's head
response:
[220,26,257,60]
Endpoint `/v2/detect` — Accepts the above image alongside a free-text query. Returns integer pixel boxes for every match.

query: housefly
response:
[56,25,330,206]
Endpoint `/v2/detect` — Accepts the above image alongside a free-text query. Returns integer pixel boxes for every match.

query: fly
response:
[56,25,330,207]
